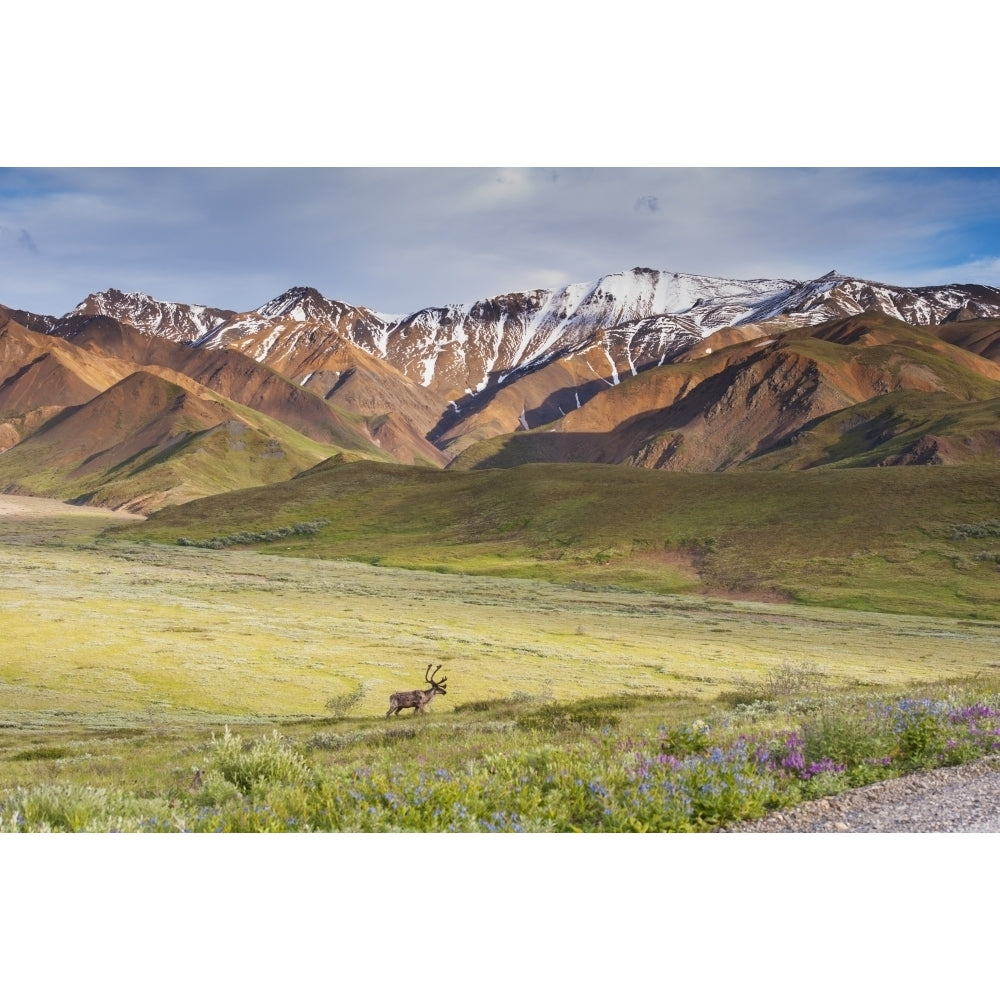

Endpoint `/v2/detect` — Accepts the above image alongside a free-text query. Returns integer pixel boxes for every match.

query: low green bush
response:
[177,520,330,549]
[205,727,312,796]
[801,706,892,772]
[0,784,157,832]
[517,703,621,732]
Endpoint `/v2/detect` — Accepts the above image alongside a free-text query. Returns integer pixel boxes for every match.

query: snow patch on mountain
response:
[54,268,1000,421]
[743,272,1000,328]
[66,289,234,343]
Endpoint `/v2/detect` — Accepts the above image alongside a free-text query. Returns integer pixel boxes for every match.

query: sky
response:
[3,167,1000,319]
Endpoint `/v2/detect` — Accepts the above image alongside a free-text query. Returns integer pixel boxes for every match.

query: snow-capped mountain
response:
[32,265,1000,459]
[8,265,1000,512]
[196,286,396,365]
[371,269,800,398]
[54,289,235,343]
[742,271,1000,328]
[46,269,1000,405]
[188,268,1000,409]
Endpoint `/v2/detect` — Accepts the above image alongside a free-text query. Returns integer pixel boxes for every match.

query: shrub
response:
[801,705,892,772]
[206,728,312,796]
[949,520,1000,540]
[726,660,827,706]
[177,520,330,549]
[896,711,948,769]
[325,682,365,720]
[0,785,145,832]
[517,703,620,732]
[10,745,71,761]
[189,771,244,809]
[658,720,711,757]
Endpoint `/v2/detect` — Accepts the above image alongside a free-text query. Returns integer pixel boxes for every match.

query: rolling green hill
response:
[109,459,1000,618]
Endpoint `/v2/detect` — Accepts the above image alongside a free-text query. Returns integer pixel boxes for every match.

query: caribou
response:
[386,664,448,717]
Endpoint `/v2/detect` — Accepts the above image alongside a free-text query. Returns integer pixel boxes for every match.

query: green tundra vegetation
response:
[1,472,999,832]
[110,459,1000,619]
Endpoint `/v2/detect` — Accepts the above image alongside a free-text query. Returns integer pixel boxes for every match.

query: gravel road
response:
[729,755,1000,832]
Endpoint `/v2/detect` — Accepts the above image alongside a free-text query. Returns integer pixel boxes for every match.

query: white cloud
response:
[3,168,1000,317]
[890,256,1000,289]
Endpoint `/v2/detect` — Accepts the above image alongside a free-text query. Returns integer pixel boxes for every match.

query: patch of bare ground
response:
[0,495,144,520]
[625,547,700,576]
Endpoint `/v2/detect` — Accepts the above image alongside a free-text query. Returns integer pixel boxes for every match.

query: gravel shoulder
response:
[730,755,1000,832]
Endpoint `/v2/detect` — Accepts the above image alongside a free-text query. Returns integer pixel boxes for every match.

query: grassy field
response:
[2,494,1000,830]
[108,459,1000,618]
[5,496,999,721]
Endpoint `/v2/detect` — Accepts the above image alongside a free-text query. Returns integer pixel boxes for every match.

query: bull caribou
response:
[386,664,448,717]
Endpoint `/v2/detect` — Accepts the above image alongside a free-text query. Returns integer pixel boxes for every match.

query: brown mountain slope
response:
[0,352,95,453]
[0,320,405,511]
[451,314,1000,473]
[195,306,450,465]
[0,370,341,512]
[0,319,138,451]
[58,314,446,466]
[261,335,448,466]
[434,346,628,455]
[0,369,259,479]
[0,303,57,335]
[1,320,135,401]
[2,316,394,466]
[928,318,1000,363]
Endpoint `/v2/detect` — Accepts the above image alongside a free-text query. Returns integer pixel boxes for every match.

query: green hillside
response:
[744,391,1000,470]
[109,460,1000,618]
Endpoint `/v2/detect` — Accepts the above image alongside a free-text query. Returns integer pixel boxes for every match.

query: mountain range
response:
[3,266,1000,512]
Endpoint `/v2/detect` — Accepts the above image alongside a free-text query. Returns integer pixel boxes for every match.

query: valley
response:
[3,497,995,725]
[2,496,999,832]
[2,264,1000,831]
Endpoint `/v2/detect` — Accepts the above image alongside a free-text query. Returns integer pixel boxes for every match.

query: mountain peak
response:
[64,289,234,344]
[257,286,346,323]
[75,288,150,311]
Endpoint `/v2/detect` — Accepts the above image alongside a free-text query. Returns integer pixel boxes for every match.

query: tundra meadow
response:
[2,497,999,833]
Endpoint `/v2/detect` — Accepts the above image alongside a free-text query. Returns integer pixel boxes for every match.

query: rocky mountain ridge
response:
[4,266,1000,511]
[51,268,1000,403]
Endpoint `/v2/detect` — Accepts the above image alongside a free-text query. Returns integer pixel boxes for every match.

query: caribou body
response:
[386,664,447,717]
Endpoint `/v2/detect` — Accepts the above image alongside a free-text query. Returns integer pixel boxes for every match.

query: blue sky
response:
[3,167,1000,318]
